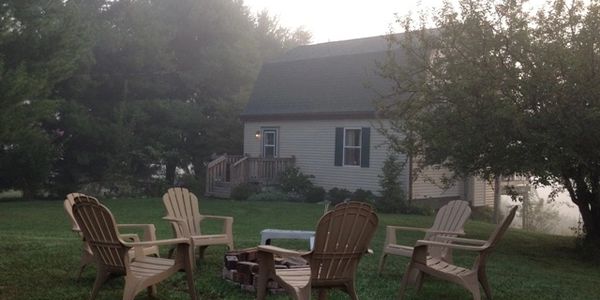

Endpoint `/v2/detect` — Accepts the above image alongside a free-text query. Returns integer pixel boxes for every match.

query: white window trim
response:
[343,127,361,166]
[262,128,278,158]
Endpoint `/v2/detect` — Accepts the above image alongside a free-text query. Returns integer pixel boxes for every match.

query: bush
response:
[230,183,261,200]
[279,167,315,196]
[351,189,375,203]
[377,153,408,213]
[328,187,352,205]
[247,191,290,202]
[177,174,204,196]
[305,186,326,203]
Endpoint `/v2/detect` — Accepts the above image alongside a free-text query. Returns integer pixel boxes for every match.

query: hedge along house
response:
[206,35,504,207]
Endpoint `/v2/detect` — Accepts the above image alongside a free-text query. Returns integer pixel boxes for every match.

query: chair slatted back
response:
[425,200,471,240]
[72,195,129,272]
[424,200,471,258]
[64,192,89,232]
[311,202,378,283]
[163,187,201,237]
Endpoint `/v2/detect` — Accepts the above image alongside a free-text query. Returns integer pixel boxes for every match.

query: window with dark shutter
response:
[334,127,344,166]
[360,127,370,168]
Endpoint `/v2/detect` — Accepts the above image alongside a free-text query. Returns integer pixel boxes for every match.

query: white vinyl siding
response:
[244,119,402,193]
[412,166,463,200]
[470,178,495,207]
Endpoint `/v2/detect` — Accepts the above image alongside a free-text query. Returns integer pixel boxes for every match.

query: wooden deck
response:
[206,155,295,198]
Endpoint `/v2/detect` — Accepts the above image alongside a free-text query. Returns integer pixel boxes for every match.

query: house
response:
[206,35,504,207]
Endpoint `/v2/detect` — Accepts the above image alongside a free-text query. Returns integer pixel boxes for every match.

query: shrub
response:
[247,191,290,202]
[177,174,204,196]
[328,187,351,205]
[305,186,326,203]
[279,167,315,196]
[230,183,261,200]
[377,153,407,213]
[351,189,375,204]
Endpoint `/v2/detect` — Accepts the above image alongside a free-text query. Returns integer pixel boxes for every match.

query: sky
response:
[243,0,547,44]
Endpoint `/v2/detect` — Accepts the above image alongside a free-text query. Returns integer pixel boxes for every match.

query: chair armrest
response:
[117,223,157,241]
[435,236,487,245]
[386,225,430,233]
[415,239,485,251]
[257,245,310,258]
[201,215,233,221]
[119,233,141,242]
[200,215,233,237]
[426,229,466,236]
[124,237,191,248]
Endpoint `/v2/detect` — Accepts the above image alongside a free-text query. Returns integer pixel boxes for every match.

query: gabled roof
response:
[241,35,406,121]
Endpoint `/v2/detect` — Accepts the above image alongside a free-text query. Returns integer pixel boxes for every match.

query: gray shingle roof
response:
[241,35,405,120]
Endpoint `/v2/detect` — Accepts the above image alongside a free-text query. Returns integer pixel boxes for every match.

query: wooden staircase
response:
[205,154,295,198]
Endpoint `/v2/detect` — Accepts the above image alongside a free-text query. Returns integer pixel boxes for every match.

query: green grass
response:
[1,198,599,299]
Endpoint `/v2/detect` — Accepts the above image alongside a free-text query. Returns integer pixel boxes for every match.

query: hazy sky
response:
[243,0,547,44]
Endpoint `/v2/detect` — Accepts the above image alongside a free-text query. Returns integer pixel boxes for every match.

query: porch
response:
[205,154,295,198]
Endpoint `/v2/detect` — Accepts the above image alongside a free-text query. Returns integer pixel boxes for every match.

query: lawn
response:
[1,198,599,299]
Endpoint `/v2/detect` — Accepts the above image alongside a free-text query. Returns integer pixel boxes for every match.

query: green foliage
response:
[279,167,315,198]
[376,153,407,213]
[0,0,311,198]
[247,191,290,202]
[378,0,600,240]
[304,186,326,203]
[230,183,261,201]
[327,187,352,205]
[351,189,375,204]
[177,174,204,197]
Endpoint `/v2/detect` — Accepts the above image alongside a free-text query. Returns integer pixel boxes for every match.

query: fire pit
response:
[222,247,308,293]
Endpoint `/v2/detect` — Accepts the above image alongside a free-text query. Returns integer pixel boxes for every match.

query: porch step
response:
[208,182,232,198]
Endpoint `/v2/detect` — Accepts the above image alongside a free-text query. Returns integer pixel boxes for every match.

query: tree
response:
[377,0,600,241]
[0,0,97,197]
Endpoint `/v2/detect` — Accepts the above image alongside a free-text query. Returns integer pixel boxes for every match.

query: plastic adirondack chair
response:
[378,200,471,274]
[162,187,234,259]
[398,205,519,300]
[64,193,159,279]
[256,201,379,300]
[72,195,197,300]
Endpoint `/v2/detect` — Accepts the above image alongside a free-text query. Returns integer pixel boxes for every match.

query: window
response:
[262,129,278,158]
[335,127,370,168]
[343,128,361,166]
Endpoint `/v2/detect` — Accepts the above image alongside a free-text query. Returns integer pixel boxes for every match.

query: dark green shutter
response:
[361,127,370,168]
[334,127,343,166]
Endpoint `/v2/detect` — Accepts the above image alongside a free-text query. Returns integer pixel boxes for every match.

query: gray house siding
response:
[243,119,408,193]
[412,166,463,200]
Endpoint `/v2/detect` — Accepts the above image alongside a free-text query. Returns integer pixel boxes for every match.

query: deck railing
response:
[206,155,295,196]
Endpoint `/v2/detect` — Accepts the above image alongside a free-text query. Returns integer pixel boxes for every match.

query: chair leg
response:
[197,246,208,260]
[414,271,425,292]
[89,270,110,300]
[295,284,311,300]
[146,285,157,298]
[378,253,388,274]
[398,264,413,300]
[478,267,492,300]
[346,282,359,300]
[317,289,328,300]
[185,252,198,300]
[256,251,274,300]
[78,251,95,280]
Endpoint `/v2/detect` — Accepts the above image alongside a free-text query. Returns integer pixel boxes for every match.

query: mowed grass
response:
[1,198,599,299]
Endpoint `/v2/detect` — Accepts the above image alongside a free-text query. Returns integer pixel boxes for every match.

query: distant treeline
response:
[0,0,310,198]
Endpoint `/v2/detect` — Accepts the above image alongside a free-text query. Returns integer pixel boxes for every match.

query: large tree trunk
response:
[563,174,600,241]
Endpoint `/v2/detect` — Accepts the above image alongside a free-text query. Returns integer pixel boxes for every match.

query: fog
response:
[500,186,581,236]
